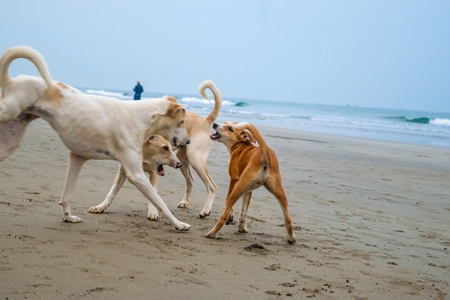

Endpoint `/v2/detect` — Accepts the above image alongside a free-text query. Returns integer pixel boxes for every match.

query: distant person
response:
[133,81,144,100]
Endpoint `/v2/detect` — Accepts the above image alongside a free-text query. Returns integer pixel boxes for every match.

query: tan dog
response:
[206,122,296,244]
[141,135,182,177]
[0,46,191,231]
[88,135,182,213]
[147,80,222,219]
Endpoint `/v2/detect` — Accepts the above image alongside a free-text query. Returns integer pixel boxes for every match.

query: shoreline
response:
[1,118,449,299]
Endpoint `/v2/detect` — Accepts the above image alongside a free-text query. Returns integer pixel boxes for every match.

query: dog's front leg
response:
[206,179,251,239]
[88,165,127,214]
[59,152,87,222]
[147,170,160,220]
[121,158,191,231]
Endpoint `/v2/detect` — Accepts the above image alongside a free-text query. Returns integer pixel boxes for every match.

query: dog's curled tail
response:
[233,122,272,167]
[198,80,222,125]
[0,46,53,88]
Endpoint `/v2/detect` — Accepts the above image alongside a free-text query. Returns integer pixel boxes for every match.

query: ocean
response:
[83,88,450,148]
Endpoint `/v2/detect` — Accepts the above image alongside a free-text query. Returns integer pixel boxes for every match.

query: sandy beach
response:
[1,118,449,299]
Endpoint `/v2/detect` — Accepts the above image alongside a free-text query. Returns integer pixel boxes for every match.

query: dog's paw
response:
[205,230,216,239]
[237,226,248,233]
[287,233,296,244]
[175,222,191,231]
[177,201,189,209]
[147,211,160,221]
[147,205,160,221]
[199,209,210,218]
[88,206,106,213]
[63,215,82,223]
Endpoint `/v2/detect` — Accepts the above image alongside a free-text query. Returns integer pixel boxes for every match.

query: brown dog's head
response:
[142,135,182,176]
[210,122,255,149]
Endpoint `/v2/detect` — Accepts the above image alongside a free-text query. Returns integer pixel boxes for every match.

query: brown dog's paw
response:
[205,231,216,239]
[287,235,296,244]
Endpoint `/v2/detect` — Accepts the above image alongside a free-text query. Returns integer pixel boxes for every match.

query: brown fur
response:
[205,122,296,244]
[142,135,182,175]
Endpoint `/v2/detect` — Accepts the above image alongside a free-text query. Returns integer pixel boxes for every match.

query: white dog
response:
[0,46,191,231]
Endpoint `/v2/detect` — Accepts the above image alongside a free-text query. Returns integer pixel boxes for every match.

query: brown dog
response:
[206,122,296,244]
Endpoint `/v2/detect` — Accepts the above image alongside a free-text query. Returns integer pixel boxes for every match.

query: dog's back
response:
[223,122,277,181]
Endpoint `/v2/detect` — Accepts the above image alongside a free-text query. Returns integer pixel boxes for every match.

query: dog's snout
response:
[212,123,218,129]
[176,161,182,169]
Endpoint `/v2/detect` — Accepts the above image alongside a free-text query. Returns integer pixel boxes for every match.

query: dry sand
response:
[1,118,449,299]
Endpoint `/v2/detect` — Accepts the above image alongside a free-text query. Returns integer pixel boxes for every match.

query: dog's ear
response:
[170,105,186,118]
[166,100,186,118]
[166,96,177,103]
[146,136,156,143]
[240,129,255,143]
[175,107,186,117]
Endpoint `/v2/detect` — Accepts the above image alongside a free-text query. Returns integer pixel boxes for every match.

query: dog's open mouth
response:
[157,165,165,176]
[210,132,221,140]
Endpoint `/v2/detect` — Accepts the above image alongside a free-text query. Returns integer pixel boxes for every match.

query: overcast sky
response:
[1,1,449,112]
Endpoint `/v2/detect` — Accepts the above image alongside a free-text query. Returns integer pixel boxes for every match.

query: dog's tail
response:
[198,80,222,126]
[233,122,272,167]
[0,46,53,88]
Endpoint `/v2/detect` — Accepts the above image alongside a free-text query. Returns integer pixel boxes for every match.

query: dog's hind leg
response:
[265,179,296,244]
[0,94,32,122]
[0,114,38,161]
[88,165,127,214]
[190,160,217,218]
[237,192,252,233]
[205,179,251,239]
[59,152,87,222]
[175,147,194,208]
[121,155,191,231]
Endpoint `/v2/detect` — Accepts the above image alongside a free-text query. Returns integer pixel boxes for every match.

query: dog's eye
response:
[162,146,169,151]
[228,127,233,132]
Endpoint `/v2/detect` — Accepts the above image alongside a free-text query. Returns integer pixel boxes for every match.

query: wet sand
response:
[1,118,449,299]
